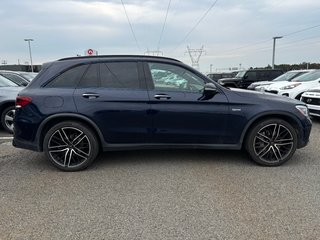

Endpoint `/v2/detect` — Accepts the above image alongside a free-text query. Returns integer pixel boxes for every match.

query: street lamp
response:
[24,39,34,72]
[272,36,283,69]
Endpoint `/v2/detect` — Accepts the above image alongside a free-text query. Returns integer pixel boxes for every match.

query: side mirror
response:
[198,83,218,100]
[204,83,217,92]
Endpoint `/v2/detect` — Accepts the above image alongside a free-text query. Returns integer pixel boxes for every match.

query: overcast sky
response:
[0,0,320,72]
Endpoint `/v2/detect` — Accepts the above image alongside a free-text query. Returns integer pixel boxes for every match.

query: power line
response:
[120,0,141,52]
[214,35,320,58]
[283,24,320,37]
[173,0,219,50]
[157,0,172,52]
[210,23,320,57]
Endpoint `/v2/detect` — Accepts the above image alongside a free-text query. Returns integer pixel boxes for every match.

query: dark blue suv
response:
[13,55,312,171]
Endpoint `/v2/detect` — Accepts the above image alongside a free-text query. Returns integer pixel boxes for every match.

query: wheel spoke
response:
[5,115,14,122]
[61,128,72,144]
[257,144,271,157]
[72,133,85,146]
[72,148,88,160]
[271,145,281,161]
[257,132,271,142]
[48,144,68,151]
[271,124,278,138]
[56,130,69,145]
[49,148,69,166]
[63,148,71,167]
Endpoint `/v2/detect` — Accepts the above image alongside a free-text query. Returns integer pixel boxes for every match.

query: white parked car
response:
[264,70,320,99]
[249,69,312,91]
[300,88,320,117]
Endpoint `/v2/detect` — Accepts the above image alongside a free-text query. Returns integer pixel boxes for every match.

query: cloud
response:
[0,0,319,71]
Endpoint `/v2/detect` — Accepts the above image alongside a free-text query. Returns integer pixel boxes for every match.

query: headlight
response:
[295,105,309,118]
[280,83,301,90]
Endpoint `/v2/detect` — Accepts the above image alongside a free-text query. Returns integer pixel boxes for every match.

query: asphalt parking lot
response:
[0,119,320,240]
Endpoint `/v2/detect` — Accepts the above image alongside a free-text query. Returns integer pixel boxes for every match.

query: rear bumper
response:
[12,137,41,152]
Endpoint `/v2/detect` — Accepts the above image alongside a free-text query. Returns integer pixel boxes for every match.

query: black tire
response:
[43,121,99,171]
[1,106,15,134]
[246,118,298,166]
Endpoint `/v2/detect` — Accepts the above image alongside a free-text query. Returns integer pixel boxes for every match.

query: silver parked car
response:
[0,75,23,133]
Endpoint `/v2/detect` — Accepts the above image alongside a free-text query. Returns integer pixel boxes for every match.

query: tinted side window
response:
[257,71,271,79]
[148,62,205,92]
[78,64,99,88]
[245,71,256,80]
[100,62,140,89]
[46,65,88,88]
[271,71,282,78]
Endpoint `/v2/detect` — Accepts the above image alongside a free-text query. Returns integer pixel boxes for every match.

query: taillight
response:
[16,96,32,108]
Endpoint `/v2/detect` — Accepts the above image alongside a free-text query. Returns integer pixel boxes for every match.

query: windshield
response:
[235,71,246,78]
[272,71,304,82]
[0,75,18,87]
[292,71,320,82]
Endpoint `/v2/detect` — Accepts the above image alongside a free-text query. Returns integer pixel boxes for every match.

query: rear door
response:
[144,62,229,144]
[73,61,152,144]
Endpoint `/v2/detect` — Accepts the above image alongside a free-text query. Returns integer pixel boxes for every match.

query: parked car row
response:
[207,67,320,119]
[224,69,320,118]
[247,70,312,91]
[0,71,37,133]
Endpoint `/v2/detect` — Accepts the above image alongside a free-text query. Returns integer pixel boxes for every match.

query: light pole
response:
[210,64,213,73]
[24,39,34,72]
[272,36,282,69]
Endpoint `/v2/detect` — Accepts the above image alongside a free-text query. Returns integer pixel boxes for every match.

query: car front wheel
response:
[246,118,298,166]
[1,106,15,134]
[43,121,99,171]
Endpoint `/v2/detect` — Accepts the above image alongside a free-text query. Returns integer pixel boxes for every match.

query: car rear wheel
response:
[1,106,15,134]
[246,118,298,166]
[43,121,99,171]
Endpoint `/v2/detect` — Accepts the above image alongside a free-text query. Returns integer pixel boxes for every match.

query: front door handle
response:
[154,94,171,100]
[82,93,99,99]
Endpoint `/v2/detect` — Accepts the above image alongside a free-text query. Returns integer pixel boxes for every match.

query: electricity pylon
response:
[185,45,205,70]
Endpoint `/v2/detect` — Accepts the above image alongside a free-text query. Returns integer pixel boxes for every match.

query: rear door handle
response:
[154,94,171,100]
[82,93,99,99]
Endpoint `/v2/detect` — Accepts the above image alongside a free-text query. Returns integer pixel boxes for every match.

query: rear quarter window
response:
[45,64,88,88]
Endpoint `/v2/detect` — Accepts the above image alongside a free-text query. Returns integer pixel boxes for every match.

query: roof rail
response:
[58,55,181,62]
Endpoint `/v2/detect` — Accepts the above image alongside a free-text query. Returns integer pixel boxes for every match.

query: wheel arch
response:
[36,113,105,152]
[240,112,302,148]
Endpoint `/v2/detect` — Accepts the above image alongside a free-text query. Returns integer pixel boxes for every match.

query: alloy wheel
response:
[48,127,91,168]
[253,123,294,163]
[4,109,15,132]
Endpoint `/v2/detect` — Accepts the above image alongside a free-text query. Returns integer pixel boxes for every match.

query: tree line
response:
[257,62,320,71]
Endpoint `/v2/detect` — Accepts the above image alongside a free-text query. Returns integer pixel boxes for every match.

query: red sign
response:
[87,49,94,55]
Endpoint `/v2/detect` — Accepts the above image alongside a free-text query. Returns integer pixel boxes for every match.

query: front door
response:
[144,62,229,144]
